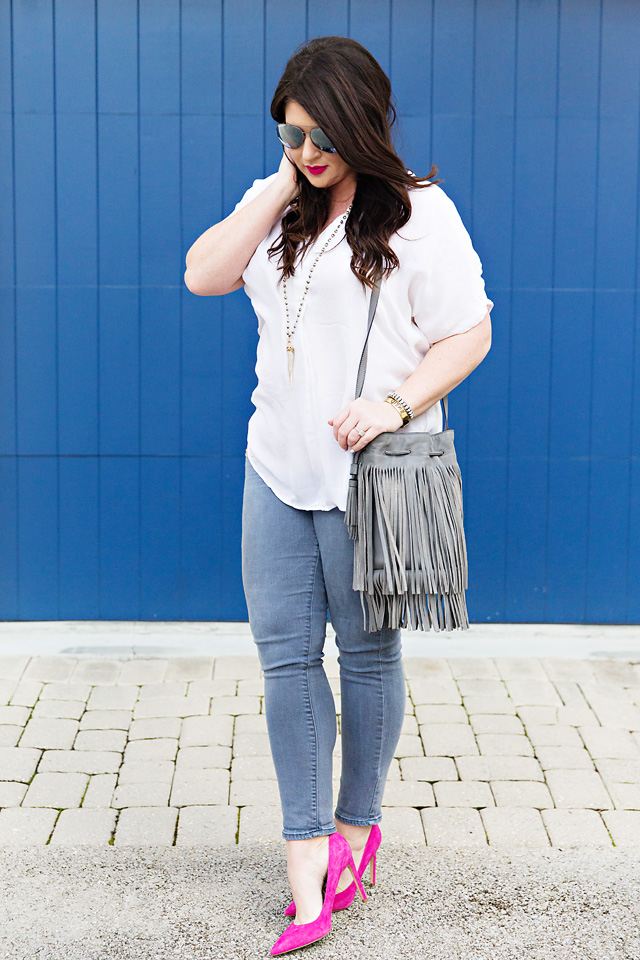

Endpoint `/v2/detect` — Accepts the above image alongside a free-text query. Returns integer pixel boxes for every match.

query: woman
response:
[185,36,492,957]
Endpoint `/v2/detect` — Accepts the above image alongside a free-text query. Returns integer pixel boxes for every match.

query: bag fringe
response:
[346,457,469,632]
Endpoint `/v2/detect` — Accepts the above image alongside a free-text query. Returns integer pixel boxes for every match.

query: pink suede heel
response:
[283,824,381,917]
[270,832,367,956]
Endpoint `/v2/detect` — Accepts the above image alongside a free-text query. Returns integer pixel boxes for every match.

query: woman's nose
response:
[301,135,323,164]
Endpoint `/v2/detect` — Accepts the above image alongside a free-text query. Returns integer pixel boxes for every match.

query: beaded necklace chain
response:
[282,204,352,387]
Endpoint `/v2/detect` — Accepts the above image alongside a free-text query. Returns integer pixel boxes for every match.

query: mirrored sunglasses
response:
[276,123,338,154]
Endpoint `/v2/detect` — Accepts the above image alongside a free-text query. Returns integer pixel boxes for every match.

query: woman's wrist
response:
[386,392,414,422]
[382,398,406,428]
[269,176,300,214]
[384,395,411,426]
[273,154,301,210]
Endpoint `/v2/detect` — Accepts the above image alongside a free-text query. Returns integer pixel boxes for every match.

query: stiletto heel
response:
[284,823,382,917]
[349,862,367,901]
[270,832,367,956]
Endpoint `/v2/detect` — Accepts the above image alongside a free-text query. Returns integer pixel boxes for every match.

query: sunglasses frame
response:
[276,122,338,155]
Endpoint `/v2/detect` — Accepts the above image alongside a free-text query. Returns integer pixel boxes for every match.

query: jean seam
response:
[303,543,322,833]
[333,633,386,825]
[363,629,385,820]
[369,630,386,817]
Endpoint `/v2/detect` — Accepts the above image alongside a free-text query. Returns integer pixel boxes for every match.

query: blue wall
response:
[1,0,638,623]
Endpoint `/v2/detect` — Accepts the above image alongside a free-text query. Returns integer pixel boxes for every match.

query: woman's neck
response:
[318,177,357,230]
[329,174,357,207]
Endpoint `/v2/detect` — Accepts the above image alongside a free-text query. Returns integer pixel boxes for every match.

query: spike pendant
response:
[287,340,295,387]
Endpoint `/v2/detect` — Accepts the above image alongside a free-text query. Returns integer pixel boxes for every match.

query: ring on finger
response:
[355,427,366,438]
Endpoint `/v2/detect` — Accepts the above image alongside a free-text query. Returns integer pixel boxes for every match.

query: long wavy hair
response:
[268,36,442,292]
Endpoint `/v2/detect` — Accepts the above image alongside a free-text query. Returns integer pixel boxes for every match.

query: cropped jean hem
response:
[333,810,383,827]
[282,824,338,841]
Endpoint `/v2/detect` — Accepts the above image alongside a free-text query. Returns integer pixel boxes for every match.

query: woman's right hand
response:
[276,147,301,204]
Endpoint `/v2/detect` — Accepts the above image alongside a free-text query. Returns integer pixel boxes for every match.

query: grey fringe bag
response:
[345,276,470,633]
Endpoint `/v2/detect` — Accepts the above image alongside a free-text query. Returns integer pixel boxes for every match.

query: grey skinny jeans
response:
[241,454,406,840]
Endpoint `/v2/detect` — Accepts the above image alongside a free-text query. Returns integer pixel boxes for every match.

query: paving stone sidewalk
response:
[1,652,640,849]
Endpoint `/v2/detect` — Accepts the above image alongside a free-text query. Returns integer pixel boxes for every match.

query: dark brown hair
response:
[268,36,442,292]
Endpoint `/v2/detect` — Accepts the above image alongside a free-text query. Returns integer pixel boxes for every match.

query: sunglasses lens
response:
[277,124,304,149]
[311,128,337,153]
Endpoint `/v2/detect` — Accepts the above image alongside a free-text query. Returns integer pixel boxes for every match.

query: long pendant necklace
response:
[282,204,352,387]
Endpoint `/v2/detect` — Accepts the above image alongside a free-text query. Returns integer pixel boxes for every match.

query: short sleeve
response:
[226,172,279,218]
[407,186,494,344]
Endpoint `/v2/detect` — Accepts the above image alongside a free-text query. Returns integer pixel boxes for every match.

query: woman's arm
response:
[184,153,299,297]
[392,310,492,418]
[329,311,492,451]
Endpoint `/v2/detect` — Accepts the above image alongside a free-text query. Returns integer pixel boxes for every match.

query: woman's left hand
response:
[328,398,404,452]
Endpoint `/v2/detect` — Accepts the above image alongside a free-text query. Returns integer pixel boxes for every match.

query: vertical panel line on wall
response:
[178,0,184,616]
[221,0,225,207]
[585,0,604,621]
[137,0,142,617]
[263,0,267,172]
[53,0,60,617]
[463,0,479,464]
[10,0,19,613]
[543,0,562,622]
[388,0,392,83]
[429,0,434,163]
[630,12,640,621]
[504,0,519,618]
[94,0,102,617]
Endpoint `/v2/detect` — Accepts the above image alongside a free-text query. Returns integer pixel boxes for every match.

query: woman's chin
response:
[302,173,328,186]
[298,166,332,184]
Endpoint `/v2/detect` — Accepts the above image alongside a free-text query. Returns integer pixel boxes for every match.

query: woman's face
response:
[283,100,356,194]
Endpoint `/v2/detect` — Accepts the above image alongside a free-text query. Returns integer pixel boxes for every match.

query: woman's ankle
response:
[286,834,330,858]
[333,818,372,850]
[285,835,330,882]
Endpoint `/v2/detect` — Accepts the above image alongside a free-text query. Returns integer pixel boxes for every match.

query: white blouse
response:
[229,172,494,512]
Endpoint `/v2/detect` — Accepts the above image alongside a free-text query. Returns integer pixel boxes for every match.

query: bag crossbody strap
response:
[354,274,450,430]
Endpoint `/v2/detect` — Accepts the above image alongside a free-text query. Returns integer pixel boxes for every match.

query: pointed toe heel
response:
[271,832,366,956]
[283,823,381,918]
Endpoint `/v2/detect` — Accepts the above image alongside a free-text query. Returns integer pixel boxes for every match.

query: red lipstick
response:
[306,165,328,175]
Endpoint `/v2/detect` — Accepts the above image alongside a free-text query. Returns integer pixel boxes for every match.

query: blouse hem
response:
[246,447,345,513]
